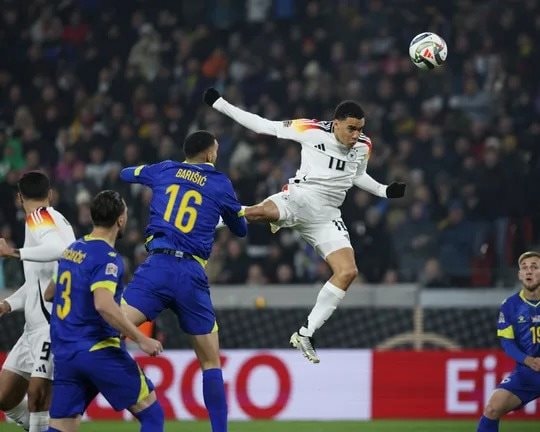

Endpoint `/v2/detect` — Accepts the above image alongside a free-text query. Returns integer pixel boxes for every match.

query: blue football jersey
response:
[497,290,540,358]
[120,161,247,260]
[50,236,124,359]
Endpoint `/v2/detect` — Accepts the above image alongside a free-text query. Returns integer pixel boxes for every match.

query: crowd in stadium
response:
[0,0,538,289]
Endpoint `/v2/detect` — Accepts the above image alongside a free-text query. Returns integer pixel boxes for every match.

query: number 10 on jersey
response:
[164,185,202,233]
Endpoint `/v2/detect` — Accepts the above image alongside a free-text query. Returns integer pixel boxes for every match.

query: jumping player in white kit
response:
[204,88,406,364]
[0,171,75,431]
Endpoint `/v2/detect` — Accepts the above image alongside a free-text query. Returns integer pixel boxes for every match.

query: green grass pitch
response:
[1,420,537,431]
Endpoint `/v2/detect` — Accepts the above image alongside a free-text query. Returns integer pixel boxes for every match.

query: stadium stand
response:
[0,0,538,291]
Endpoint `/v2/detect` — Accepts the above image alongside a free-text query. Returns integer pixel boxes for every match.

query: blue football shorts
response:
[122,254,217,335]
[498,364,540,406]
[49,347,154,418]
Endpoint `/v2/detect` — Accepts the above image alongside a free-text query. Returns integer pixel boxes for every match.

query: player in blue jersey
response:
[477,251,540,432]
[47,190,164,432]
[120,130,247,432]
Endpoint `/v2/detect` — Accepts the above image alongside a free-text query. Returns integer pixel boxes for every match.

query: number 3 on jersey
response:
[164,184,202,233]
[56,270,72,319]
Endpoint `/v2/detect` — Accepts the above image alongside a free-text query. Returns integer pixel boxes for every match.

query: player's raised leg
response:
[190,331,227,432]
[477,388,522,431]
[291,247,357,363]
[0,369,30,430]
[244,200,280,223]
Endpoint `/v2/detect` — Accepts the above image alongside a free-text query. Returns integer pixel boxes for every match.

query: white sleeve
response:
[213,98,321,143]
[19,230,67,262]
[4,282,27,311]
[352,158,387,197]
[213,98,279,135]
[20,208,69,262]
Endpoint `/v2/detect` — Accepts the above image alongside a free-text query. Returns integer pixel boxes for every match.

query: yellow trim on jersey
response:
[90,280,117,293]
[237,209,245,217]
[144,235,154,245]
[84,235,108,243]
[137,366,150,403]
[121,297,128,305]
[89,337,121,352]
[192,255,208,268]
[134,165,146,176]
[498,326,515,339]
[211,321,219,333]
[519,290,540,307]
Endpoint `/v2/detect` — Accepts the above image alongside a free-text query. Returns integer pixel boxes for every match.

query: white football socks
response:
[5,399,30,430]
[299,281,346,337]
[29,411,49,432]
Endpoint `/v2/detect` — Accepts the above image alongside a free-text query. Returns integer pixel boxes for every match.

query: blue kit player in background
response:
[477,251,540,432]
[48,190,164,432]
[120,130,247,432]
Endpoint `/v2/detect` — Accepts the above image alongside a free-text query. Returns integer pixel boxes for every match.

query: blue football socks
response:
[203,368,228,432]
[477,415,499,432]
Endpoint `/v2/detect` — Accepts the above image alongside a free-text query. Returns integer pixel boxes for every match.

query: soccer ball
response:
[409,32,447,70]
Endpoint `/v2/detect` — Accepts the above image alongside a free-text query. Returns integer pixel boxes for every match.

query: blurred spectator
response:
[437,201,476,287]
[0,0,537,287]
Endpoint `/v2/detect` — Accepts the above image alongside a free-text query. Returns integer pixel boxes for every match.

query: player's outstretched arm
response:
[222,210,247,237]
[0,231,67,262]
[203,88,280,136]
[353,172,406,199]
[93,287,163,356]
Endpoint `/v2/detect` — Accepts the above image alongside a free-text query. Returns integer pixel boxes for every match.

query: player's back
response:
[123,160,243,261]
[51,236,124,359]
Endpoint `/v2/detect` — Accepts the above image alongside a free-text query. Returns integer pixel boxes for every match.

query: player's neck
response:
[185,158,212,165]
[523,288,540,301]
[332,131,353,149]
[88,228,117,248]
[23,200,49,214]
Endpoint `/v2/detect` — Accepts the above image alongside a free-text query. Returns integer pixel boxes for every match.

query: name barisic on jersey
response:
[175,168,207,186]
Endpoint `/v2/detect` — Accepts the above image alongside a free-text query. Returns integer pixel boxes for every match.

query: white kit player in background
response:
[204,88,406,364]
[0,171,75,432]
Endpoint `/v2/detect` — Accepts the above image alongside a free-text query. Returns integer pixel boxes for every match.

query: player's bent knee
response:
[132,398,164,431]
[337,266,358,284]
[483,403,505,420]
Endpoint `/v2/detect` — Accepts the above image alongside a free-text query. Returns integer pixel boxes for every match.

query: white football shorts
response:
[266,185,352,258]
[3,326,53,380]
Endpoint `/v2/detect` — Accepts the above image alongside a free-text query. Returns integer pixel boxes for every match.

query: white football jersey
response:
[276,119,371,208]
[213,99,387,211]
[10,207,75,331]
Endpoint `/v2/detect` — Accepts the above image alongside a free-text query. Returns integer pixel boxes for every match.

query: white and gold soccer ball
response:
[409,32,447,70]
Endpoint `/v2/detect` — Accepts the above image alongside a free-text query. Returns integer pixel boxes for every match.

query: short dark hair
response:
[183,130,216,158]
[519,251,540,266]
[18,171,50,200]
[90,190,126,228]
[333,101,365,121]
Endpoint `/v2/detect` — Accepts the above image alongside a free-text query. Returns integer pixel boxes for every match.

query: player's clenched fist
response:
[138,336,163,357]
[203,88,221,107]
[524,356,540,372]
[386,182,406,198]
